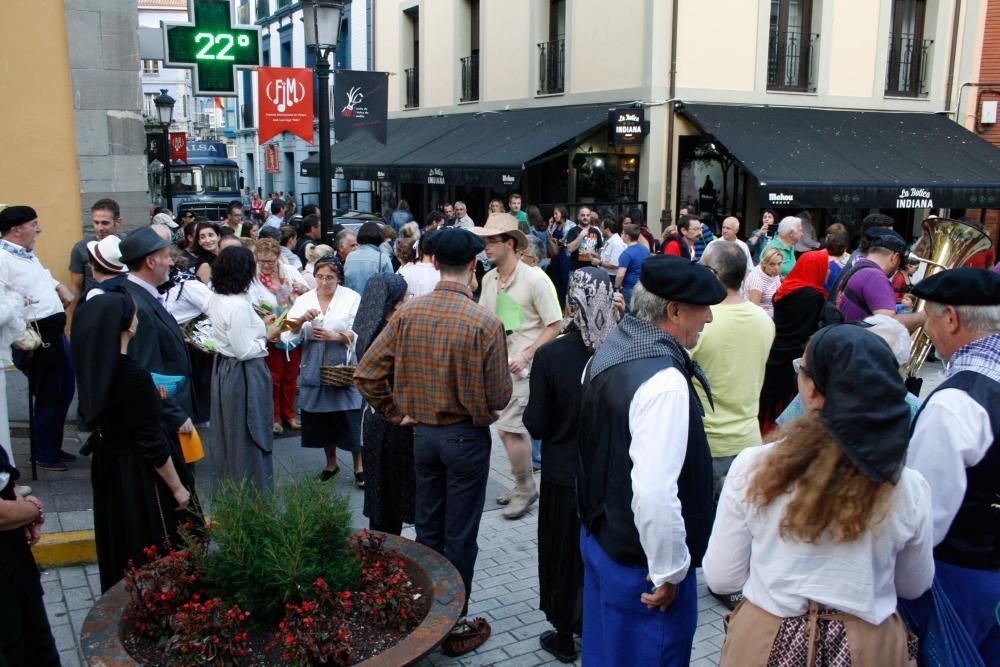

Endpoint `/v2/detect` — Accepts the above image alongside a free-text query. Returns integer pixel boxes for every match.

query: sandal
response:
[441,617,491,657]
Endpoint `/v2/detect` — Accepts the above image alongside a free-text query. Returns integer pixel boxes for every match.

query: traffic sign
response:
[162,0,262,96]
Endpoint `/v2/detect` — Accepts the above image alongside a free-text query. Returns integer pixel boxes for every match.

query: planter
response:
[80,533,465,666]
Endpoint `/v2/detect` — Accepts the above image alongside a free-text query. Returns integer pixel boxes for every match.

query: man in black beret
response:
[906,267,1000,664]
[355,227,511,655]
[833,226,926,331]
[0,205,78,471]
[576,254,725,665]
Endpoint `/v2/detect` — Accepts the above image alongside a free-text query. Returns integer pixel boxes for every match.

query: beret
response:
[639,255,727,305]
[432,228,485,265]
[911,267,1000,306]
[0,205,38,232]
[421,228,439,256]
[864,227,908,255]
[119,226,171,264]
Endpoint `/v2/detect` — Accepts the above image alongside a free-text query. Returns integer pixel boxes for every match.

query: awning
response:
[301,104,614,189]
[677,103,1000,209]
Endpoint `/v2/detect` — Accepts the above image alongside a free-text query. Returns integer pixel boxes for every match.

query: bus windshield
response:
[203,166,239,193]
[170,169,197,193]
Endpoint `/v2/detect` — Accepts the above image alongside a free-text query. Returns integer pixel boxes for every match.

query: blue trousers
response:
[937,560,1000,667]
[13,331,75,465]
[531,438,541,468]
[580,528,697,666]
[412,422,491,616]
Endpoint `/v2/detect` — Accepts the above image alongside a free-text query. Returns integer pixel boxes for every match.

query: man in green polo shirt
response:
[764,216,803,277]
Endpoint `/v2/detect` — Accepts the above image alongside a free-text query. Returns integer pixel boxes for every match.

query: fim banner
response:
[334,70,389,145]
[258,67,314,144]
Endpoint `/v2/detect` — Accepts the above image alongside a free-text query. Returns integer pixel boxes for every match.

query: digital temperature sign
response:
[162,0,261,96]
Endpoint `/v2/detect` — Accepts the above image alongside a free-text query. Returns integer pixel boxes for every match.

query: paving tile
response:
[489,600,533,620]
[57,509,94,532]
[58,648,82,667]
[50,622,77,652]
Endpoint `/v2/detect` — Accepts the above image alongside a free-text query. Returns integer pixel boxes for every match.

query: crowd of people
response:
[0,192,995,666]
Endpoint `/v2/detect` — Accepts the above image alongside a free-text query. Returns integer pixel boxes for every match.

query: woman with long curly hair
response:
[703,324,934,666]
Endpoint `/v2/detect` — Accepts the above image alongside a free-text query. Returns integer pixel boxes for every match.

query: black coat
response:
[123,279,195,429]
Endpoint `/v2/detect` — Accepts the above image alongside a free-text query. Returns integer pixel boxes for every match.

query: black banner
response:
[608,108,646,146]
[145,131,168,165]
[333,70,389,145]
[759,183,1000,210]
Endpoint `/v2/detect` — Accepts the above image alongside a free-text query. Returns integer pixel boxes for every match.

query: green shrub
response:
[194,477,359,622]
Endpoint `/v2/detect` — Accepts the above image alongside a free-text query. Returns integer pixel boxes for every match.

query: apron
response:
[720,598,917,667]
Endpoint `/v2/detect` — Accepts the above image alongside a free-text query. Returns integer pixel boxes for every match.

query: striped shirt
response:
[355,281,512,426]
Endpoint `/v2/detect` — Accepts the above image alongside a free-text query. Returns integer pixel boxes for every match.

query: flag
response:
[258,67,314,144]
[333,70,389,145]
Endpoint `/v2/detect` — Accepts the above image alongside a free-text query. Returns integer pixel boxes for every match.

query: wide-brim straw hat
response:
[467,213,528,250]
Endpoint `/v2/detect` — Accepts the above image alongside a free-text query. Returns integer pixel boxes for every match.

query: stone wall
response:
[64,0,149,235]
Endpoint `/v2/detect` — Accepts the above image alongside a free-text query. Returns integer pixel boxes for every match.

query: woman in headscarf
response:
[703,325,933,665]
[523,267,617,664]
[354,273,412,535]
[758,248,829,435]
[70,292,199,592]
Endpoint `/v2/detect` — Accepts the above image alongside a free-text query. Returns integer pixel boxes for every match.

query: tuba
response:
[902,217,992,386]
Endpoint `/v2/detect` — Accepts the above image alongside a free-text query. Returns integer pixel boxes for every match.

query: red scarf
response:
[774,249,830,302]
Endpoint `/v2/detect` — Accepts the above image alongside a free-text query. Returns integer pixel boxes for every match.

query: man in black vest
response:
[577,254,725,666]
[907,267,999,666]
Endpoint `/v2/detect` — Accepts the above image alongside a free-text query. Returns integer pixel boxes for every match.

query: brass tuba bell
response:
[902,217,992,385]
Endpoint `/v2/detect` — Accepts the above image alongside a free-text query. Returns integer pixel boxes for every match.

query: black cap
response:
[864,227,908,255]
[911,267,1000,306]
[639,255,727,305]
[0,205,38,233]
[119,226,171,264]
[431,228,484,265]
[421,228,439,256]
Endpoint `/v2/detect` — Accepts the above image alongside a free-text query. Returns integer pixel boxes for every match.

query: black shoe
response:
[56,450,77,462]
[34,460,68,472]
[539,630,576,663]
[354,471,365,489]
[318,468,340,482]
[710,589,743,611]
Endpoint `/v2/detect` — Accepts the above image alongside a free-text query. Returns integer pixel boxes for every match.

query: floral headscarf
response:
[563,267,616,352]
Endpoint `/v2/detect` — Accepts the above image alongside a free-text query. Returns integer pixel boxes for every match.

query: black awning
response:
[301,104,613,188]
[677,103,1000,209]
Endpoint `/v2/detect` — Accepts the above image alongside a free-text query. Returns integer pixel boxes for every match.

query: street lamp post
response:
[302,0,349,240]
[154,89,177,213]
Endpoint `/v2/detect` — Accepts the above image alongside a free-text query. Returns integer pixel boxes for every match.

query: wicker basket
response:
[320,364,356,387]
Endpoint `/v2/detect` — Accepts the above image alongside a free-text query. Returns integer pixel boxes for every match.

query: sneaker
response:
[56,450,78,462]
[501,489,538,520]
[34,460,68,472]
[495,489,512,506]
[273,422,284,436]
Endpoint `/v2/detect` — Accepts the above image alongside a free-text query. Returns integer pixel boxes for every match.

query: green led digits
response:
[163,0,261,95]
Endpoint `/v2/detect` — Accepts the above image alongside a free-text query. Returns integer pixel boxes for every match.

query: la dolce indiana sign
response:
[759,184,999,209]
[608,108,647,146]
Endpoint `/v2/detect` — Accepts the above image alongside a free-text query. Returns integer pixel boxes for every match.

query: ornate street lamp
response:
[154,88,176,212]
[302,0,349,240]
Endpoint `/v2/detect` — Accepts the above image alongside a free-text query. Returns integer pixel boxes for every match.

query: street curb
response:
[34,530,96,568]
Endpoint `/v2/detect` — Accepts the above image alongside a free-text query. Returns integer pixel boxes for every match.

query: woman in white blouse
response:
[703,324,933,665]
[207,246,282,492]
[743,246,783,317]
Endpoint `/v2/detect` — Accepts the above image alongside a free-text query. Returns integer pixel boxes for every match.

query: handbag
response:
[319,335,357,387]
[11,318,47,352]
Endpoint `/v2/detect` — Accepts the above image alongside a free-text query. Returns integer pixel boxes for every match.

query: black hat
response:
[421,228,439,256]
[639,255,726,305]
[0,205,38,233]
[864,227,908,255]
[119,226,171,264]
[431,228,484,265]
[911,267,1000,306]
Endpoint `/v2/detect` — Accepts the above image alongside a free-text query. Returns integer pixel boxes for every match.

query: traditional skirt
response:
[361,405,416,531]
[720,598,917,667]
[208,355,274,492]
[300,408,361,452]
[537,479,582,635]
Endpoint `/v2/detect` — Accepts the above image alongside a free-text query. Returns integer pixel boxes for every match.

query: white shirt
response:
[207,292,268,360]
[284,286,361,343]
[164,279,213,325]
[702,442,935,625]
[454,215,475,230]
[127,273,163,303]
[629,367,693,587]
[262,214,283,230]
[397,262,440,298]
[705,237,754,274]
[600,233,627,276]
[0,247,62,321]
[907,388,993,545]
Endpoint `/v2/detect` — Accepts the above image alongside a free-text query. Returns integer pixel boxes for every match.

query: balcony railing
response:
[886,34,932,97]
[460,53,480,102]
[537,38,565,95]
[404,67,419,108]
[767,29,819,92]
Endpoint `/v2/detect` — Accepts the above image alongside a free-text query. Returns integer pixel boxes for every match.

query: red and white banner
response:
[169,132,188,164]
[258,67,314,144]
[264,145,280,174]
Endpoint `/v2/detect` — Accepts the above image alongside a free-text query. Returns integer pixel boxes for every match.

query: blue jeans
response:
[531,438,542,469]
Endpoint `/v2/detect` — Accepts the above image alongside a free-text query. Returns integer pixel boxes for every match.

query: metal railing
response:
[460,53,480,102]
[767,29,819,92]
[537,39,565,95]
[886,34,932,97]
[404,67,419,108]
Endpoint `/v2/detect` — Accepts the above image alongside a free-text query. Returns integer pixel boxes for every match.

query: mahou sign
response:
[258,67,314,144]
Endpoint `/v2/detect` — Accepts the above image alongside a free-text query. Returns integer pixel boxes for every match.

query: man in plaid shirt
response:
[356,228,511,650]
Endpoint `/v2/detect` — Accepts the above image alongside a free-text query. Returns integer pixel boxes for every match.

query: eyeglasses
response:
[314,274,338,282]
[256,259,277,265]
[792,357,810,377]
